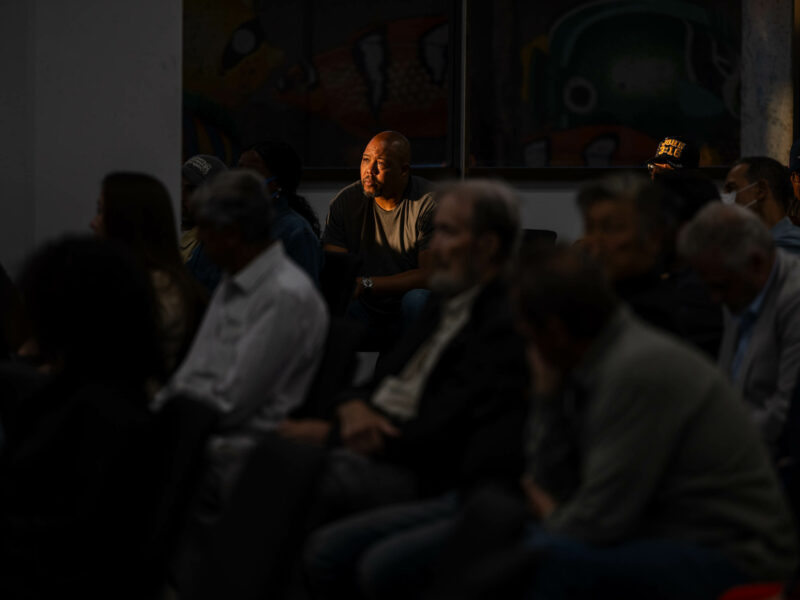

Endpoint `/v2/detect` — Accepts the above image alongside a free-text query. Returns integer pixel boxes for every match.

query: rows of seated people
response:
[0,131,799,599]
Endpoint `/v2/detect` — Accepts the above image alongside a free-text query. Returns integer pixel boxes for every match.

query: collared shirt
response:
[371,285,481,421]
[154,242,329,435]
[729,260,778,380]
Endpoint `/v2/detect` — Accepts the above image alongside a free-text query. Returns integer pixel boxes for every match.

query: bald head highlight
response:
[369,131,411,165]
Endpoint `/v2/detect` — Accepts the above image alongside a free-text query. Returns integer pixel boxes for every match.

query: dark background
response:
[183,0,740,170]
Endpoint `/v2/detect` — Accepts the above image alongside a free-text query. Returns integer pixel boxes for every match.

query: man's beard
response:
[362,178,382,199]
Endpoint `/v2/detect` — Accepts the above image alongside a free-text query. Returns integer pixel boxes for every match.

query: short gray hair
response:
[577,173,673,239]
[439,179,521,264]
[190,169,273,242]
[677,202,774,270]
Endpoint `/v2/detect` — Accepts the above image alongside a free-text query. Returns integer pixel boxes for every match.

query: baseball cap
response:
[182,154,228,186]
[789,138,800,173]
[647,136,700,170]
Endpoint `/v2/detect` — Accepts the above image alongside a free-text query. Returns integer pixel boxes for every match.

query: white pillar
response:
[741,0,794,161]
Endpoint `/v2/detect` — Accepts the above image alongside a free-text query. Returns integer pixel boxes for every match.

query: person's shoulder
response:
[273,247,323,298]
[579,315,726,420]
[777,249,800,280]
[613,313,722,386]
[276,206,313,234]
[403,178,438,225]
[330,180,366,207]
[463,281,521,342]
[772,250,800,306]
[246,251,326,329]
[471,279,513,317]
[407,175,437,201]
[273,258,328,330]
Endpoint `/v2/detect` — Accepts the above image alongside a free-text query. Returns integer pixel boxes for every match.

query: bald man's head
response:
[370,131,411,163]
[360,131,411,202]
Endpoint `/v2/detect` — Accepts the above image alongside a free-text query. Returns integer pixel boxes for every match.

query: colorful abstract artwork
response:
[183,0,454,167]
[469,0,741,167]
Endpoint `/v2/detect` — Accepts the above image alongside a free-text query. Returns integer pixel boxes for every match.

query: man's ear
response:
[755,178,770,200]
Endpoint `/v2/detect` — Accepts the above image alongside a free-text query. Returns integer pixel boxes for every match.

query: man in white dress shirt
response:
[155,169,329,498]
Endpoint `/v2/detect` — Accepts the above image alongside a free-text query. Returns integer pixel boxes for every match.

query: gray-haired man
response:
[156,169,329,496]
[679,202,800,450]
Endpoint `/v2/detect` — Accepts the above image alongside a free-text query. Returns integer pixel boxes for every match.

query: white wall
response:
[0,0,182,276]
[0,2,35,276]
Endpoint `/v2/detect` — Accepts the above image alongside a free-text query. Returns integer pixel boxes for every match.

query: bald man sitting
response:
[323,131,437,348]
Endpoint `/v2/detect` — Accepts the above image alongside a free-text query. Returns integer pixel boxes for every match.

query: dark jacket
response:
[335,278,530,495]
[614,270,684,338]
[0,372,156,598]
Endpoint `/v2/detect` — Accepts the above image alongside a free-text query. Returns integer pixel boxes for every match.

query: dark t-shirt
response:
[322,176,436,313]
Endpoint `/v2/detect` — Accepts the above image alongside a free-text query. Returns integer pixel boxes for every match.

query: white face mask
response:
[720,181,758,207]
[740,197,758,210]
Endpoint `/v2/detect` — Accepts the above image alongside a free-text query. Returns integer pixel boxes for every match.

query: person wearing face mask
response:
[722,156,800,255]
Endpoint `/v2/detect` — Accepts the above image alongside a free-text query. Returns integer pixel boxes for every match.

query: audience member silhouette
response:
[397,246,796,600]
[155,169,328,506]
[724,156,800,255]
[90,172,206,378]
[656,169,724,356]
[239,140,323,283]
[181,154,228,292]
[577,173,683,337]
[511,245,796,596]
[680,203,800,454]
[0,236,163,599]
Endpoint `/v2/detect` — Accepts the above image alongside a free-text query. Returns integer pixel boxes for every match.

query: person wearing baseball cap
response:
[181,155,228,247]
[181,154,228,292]
[646,135,700,180]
